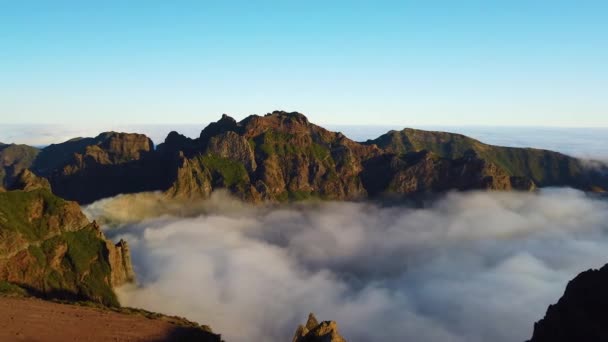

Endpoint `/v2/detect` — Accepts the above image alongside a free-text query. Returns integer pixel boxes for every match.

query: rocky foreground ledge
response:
[0,296,221,342]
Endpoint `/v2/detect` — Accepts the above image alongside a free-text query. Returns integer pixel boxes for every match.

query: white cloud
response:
[86,189,608,342]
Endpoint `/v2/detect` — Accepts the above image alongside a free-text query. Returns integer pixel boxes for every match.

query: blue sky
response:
[1,1,607,126]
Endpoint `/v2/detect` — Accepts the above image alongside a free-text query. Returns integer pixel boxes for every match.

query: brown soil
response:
[0,296,220,342]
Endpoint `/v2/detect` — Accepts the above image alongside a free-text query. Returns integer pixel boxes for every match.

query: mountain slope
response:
[0,177,135,306]
[365,128,606,190]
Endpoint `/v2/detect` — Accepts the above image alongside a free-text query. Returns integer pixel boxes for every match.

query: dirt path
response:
[0,296,220,342]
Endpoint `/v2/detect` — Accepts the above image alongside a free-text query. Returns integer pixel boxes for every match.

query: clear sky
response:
[1,1,607,126]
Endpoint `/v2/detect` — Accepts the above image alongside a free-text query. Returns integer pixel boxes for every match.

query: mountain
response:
[365,128,607,190]
[528,264,608,342]
[0,173,134,306]
[292,313,347,342]
[2,111,607,204]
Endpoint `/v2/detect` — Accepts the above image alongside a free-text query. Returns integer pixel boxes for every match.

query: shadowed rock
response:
[528,264,608,342]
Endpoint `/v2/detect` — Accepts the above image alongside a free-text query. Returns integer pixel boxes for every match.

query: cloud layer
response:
[87,189,608,342]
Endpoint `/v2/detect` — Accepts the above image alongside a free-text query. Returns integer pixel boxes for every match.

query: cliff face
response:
[293,313,347,342]
[528,264,608,342]
[160,111,379,202]
[4,111,607,204]
[0,185,135,306]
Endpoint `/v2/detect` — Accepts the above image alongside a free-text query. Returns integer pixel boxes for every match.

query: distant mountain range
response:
[1,111,606,204]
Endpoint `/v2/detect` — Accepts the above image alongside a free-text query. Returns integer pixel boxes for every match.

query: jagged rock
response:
[164,153,214,199]
[293,313,346,342]
[106,238,136,287]
[528,264,608,342]
[206,131,257,172]
[8,169,51,192]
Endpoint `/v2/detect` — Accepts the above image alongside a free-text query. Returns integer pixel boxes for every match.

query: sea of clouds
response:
[85,189,608,342]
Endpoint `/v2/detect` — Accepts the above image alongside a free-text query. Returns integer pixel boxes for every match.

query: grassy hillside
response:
[365,128,603,189]
[0,189,120,306]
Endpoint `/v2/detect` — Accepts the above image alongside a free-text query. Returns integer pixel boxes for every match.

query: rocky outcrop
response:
[0,143,40,189]
[8,169,51,192]
[528,264,608,342]
[293,313,347,342]
[0,188,135,306]
[106,238,136,287]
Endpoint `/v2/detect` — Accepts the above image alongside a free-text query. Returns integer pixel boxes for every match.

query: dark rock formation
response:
[528,264,608,342]
[32,132,175,204]
[293,313,347,342]
[0,187,135,306]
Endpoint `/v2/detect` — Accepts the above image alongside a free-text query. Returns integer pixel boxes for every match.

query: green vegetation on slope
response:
[0,189,120,307]
[37,229,118,306]
[366,128,591,188]
[200,154,250,190]
[0,189,68,240]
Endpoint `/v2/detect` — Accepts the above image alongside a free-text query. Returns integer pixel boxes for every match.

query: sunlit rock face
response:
[293,313,347,342]
[0,186,135,307]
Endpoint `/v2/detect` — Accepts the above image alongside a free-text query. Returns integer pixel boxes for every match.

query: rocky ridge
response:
[3,111,607,204]
[293,313,347,342]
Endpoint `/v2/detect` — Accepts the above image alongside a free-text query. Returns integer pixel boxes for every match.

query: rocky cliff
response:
[528,264,608,342]
[4,111,607,204]
[0,180,135,306]
[293,313,347,342]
